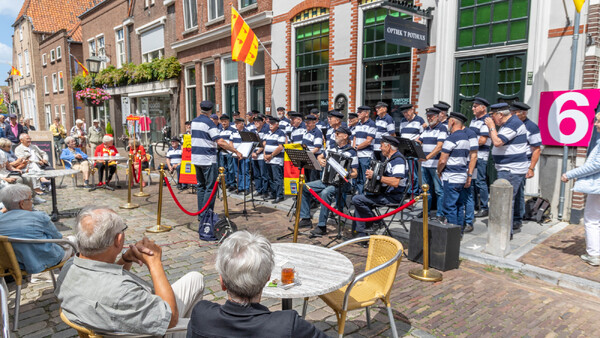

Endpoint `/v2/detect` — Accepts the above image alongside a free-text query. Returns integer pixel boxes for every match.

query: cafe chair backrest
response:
[364,235,403,299]
[0,236,24,285]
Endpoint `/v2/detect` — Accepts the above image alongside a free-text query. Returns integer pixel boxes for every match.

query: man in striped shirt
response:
[191,101,242,218]
[469,97,491,218]
[460,125,479,233]
[276,107,291,136]
[417,107,447,220]
[263,116,287,203]
[232,118,250,194]
[399,104,426,194]
[325,110,345,150]
[166,137,184,190]
[251,115,271,198]
[288,111,306,144]
[302,115,324,182]
[219,115,237,191]
[434,101,451,128]
[485,102,529,235]
[353,105,377,194]
[374,101,396,161]
[438,112,471,227]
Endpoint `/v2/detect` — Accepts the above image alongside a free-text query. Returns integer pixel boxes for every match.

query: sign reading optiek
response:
[384,15,428,50]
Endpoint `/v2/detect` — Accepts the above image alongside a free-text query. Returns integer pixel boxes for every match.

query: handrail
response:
[6,237,78,252]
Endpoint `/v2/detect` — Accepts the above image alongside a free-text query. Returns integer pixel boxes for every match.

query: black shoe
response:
[310,226,327,237]
[416,211,424,218]
[299,219,313,228]
[475,210,489,218]
[262,192,271,199]
[273,197,284,203]
[228,186,237,192]
[464,225,474,233]
[512,227,522,234]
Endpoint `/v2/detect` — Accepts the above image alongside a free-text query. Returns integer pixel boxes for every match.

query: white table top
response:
[22,169,80,178]
[88,156,126,161]
[262,243,354,299]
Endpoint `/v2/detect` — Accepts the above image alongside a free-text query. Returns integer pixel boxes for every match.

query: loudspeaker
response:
[408,219,461,271]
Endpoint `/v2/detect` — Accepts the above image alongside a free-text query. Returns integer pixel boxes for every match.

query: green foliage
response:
[0,104,7,114]
[106,121,113,135]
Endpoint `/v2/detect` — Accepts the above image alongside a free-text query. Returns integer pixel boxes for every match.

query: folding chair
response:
[59,159,78,188]
[372,183,411,234]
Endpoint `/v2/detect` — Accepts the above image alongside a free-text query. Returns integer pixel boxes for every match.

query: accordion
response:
[321,151,352,186]
[364,160,387,194]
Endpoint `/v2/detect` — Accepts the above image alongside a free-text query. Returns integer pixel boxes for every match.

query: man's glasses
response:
[122,224,128,233]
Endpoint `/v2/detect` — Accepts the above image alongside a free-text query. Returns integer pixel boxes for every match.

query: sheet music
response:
[232,143,254,158]
[327,157,349,183]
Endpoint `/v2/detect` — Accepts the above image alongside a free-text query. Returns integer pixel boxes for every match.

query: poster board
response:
[29,131,55,168]
[283,143,304,195]
[179,134,197,184]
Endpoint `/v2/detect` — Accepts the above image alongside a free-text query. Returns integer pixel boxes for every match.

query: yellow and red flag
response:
[76,59,89,77]
[10,66,21,77]
[574,0,585,12]
[231,7,259,66]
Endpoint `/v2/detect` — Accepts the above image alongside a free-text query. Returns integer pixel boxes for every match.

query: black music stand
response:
[237,131,261,213]
[277,148,321,242]
[398,138,426,198]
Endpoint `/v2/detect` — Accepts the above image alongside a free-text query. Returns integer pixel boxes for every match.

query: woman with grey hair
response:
[70,119,87,152]
[0,138,44,204]
[93,135,119,185]
[60,136,91,187]
[187,231,327,337]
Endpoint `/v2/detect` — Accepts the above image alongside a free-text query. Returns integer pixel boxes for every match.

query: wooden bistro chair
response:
[0,236,77,331]
[319,235,404,338]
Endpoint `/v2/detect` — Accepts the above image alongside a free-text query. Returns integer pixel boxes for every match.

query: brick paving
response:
[3,179,600,337]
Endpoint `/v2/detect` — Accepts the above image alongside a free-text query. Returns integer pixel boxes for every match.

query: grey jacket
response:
[566,138,600,195]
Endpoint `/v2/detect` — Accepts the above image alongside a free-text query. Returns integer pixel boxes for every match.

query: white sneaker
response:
[580,254,600,266]
[32,196,46,205]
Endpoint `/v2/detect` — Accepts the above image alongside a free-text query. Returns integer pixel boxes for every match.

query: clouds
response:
[0,0,25,18]
[0,42,11,65]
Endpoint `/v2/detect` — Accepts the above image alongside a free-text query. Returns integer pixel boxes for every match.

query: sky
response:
[0,0,24,85]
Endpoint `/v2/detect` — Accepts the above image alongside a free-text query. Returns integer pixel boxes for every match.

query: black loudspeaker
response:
[408,219,461,271]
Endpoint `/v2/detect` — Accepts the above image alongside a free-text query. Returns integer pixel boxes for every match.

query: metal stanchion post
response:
[409,184,443,282]
[120,154,139,210]
[147,164,172,233]
[134,160,150,197]
[292,174,305,243]
[219,167,230,219]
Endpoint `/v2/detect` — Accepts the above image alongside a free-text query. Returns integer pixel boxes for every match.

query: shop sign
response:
[384,15,428,50]
[539,89,600,147]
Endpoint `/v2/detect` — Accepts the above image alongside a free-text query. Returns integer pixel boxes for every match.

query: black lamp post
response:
[86,57,102,88]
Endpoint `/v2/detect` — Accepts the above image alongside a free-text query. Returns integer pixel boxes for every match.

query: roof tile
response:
[15,0,99,34]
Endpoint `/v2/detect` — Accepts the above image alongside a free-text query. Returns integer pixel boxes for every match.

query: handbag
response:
[198,208,219,241]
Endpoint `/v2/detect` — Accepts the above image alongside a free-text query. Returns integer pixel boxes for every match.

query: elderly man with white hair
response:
[56,206,204,335]
[15,133,50,194]
[187,231,326,337]
[60,136,91,188]
[93,135,119,186]
[0,184,74,273]
[70,119,87,151]
[87,119,104,152]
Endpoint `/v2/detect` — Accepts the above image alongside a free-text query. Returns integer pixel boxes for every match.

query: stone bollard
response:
[485,179,513,257]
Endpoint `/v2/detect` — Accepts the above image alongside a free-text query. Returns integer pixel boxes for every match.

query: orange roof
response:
[67,21,83,42]
[14,0,99,34]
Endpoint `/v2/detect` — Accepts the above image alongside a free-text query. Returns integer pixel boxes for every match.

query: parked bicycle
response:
[152,125,171,158]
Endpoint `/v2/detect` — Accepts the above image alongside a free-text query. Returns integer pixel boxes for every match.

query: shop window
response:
[296,20,329,114]
[363,8,411,61]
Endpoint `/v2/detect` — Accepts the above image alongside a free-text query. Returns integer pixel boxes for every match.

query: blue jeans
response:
[195,163,218,220]
[407,159,421,195]
[474,160,489,210]
[356,157,371,194]
[267,164,283,199]
[301,181,350,227]
[235,158,250,191]
[519,181,526,221]
[443,181,467,226]
[221,154,236,187]
[497,171,526,228]
[422,167,444,217]
[352,193,402,236]
[460,184,475,227]
[252,159,267,194]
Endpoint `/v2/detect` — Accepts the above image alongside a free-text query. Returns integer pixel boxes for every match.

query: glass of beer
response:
[281,262,295,285]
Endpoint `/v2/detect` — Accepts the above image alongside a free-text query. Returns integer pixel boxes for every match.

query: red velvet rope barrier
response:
[164,177,220,216]
[307,186,419,222]
[131,159,143,184]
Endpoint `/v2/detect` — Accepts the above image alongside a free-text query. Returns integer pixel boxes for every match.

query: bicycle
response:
[152,125,171,158]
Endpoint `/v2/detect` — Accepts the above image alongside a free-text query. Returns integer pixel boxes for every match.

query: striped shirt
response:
[492,115,529,175]
[302,127,323,155]
[354,119,377,158]
[191,114,222,165]
[279,117,291,135]
[231,128,247,149]
[166,146,182,165]
[374,114,396,151]
[523,118,542,161]
[399,115,425,140]
[254,124,270,160]
[325,122,347,150]
[264,128,286,166]
[219,126,236,143]
[441,129,470,184]
[246,122,256,133]
[419,122,448,168]
[464,126,479,180]
[325,145,359,170]
[469,114,492,161]
[290,122,307,144]
[383,152,407,195]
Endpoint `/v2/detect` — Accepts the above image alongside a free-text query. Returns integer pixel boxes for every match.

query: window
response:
[247,50,265,113]
[186,66,197,120]
[363,8,410,61]
[52,73,57,93]
[50,49,56,62]
[203,62,215,103]
[241,0,256,8]
[144,0,155,7]
[44,76,49,94]
[296,21,329,114]
[58,72,64,91]
[141,26,165,62]
[208,0,224,21]
[55,105,59,119]
[18,53,22,75]
[457,0,530,50]
[61,105,66,127]
[45,105,51,127]
[24,50,30,76]
[97,36,106,69]
[19,25,23,41]
[56,46,62,60]
[42,53,47,66]
[89,40,96,57]
[116,28,126,68]
[222,57,238,116]
[184,0,198,30]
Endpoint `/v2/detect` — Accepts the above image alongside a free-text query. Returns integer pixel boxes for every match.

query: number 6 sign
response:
[539,89,600,147]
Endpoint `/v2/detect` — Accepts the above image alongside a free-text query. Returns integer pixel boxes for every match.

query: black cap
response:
[305,114,317,121]
[509,101,530,111]
[381,135,400,148]
[328,110,344,119]
[434,101,451,111]
[473,97,490,107]
[234,117,245,123]
[357,105,371,112]
[398,104,413,112]
[200,101,214,111]
[348,112,358,119]
[375,101,388,108]
[219,115,230,120]
[268,116,280,123]
[277,107,285,112]
[210,114,219,119]
[490,102,510,112]
[253,114,265,121]
[185,120,191,125]
[251,110,260,115]
[426,107,441,115]
[310,108,320,115]
[449,112,468,124]
[233,111,241,116]
[288,111,303,118]
[335,126,352,135]
[171,137,181,143]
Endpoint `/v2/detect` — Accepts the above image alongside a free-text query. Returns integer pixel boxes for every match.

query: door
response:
[224,83,238,119]
[249,79,265,114]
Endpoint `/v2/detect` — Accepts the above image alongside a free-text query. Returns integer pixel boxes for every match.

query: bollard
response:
[120,154,140,209]
[219,167,229,219]
[485,179,513,257]
[147,164,172,233]
[134,160,150,198]
[292,174,305,243]
[409,184,443,282]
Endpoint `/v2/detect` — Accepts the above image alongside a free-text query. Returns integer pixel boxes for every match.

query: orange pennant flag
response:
[231,7,259,66]
[76,59,89,77]
[10,66,21,77]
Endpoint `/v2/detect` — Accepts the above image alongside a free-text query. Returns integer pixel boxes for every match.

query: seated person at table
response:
[15,133,51,194]
[351,135,407,243]
[187,231,326,338]
[93,135,119,186]
[0,184,74,273]
[129,139,149,187]
[0,137,27,170]
[60,136,91,188]
[166,137,186,190]
[56,206,205,336]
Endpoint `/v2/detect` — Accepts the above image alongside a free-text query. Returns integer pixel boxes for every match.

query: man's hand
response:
[264,154,272,162]
[4,177,16,183]
[252,152,257,160]
[134,237,162,267]
[464,177,472,189]
[561,173,569,182]
[319,158,326,167]
[526,169,535,179]
[365,169,373,180]
[235,150,243,159]
[484,117,495,129]
[75,154,83,159]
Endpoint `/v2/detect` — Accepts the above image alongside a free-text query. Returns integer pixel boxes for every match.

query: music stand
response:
[237,131,261,212]
[398,138,426,199]
[277,148,322,242]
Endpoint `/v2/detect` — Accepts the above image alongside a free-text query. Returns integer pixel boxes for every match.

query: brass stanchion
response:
[409,184,443,282]
[219,167,230,219]
[134,160,150,197]
[120,154,139,209]
[292,174,305,243]
[146,164,172,233]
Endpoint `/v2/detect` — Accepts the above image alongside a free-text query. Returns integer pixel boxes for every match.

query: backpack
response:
[198,209,219,241]
[524,197,551,223]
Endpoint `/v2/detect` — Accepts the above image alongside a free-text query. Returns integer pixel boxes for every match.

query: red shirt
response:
[129,145,147,162]
[94,144,119,165]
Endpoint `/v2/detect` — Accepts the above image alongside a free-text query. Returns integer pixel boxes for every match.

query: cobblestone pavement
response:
[4,179,600,337]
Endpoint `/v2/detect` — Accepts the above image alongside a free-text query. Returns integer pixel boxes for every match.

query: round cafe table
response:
[22,169,80,222]
[88,156,126,191]
[262,243,354,311]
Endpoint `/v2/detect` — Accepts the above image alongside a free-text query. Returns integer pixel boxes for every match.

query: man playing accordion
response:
[298,126,358,237]
[351,135,407,242]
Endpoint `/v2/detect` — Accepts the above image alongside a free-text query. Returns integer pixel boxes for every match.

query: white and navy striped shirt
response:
[264,128,287,166]
[384,152,407,195]
[325,122,347,150]
[166,146,182,165]
[246,122,256,133]
[254,124,270,160]
[419,123,447,168]
[441,129,471,184]
[290,122,307,144]
[464,126,479,180]
[279,117,291,135]
[374,114,396,151]
[523,118,542,161]
[469,114,492,161]
[354,119,377,158]
[399,115,425,140]
[492,115,529,175]
[231,127,247,158]
[219,126,236,143]
[302,127,323,155]
[191,114,222,165]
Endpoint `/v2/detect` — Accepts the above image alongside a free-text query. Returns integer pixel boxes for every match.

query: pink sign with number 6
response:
[539,89,600,147]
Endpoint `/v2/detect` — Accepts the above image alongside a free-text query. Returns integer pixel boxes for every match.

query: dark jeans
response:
[422,167,444,217]
[267,164,283,199]
[97,163,116,183]
[252,159,268,194]
[352,193,402,236]
[460,184,475,227]
[301,181,350,227]
[443,181,467,226]
[356,157,371,194]
[195,163,218,220]
[497,170,526,229]
[220,153,236,187]
[235,158,250,191]
[407,159,421,195]
[474,160,489,211]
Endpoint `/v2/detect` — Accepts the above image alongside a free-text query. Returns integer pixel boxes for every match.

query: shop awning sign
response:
[384,16,428,50]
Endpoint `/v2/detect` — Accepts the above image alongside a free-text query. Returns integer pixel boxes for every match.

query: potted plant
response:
[76,87,111,106]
